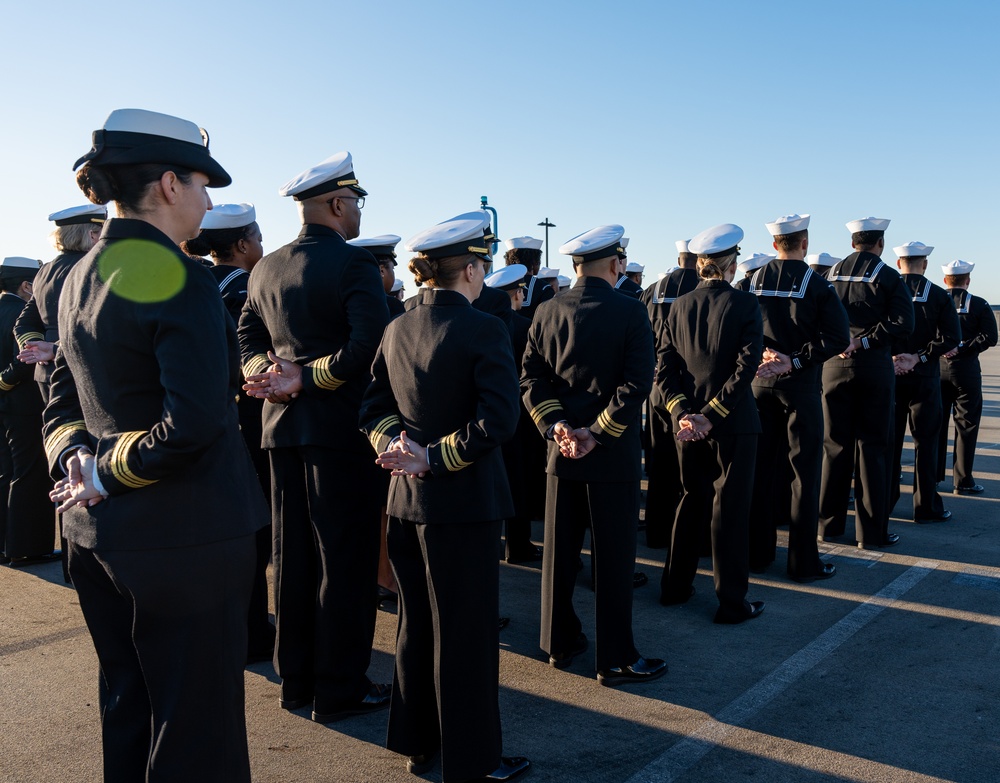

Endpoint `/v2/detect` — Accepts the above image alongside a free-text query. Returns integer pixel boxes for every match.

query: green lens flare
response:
[97,240,187,303]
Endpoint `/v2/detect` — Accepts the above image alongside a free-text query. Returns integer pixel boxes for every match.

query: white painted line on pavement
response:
[625,561,939,783]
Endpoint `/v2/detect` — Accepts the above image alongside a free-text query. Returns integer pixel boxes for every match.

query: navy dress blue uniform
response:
[518,274,554,321]
[521,277,654,670]
[655,278,763,618]
[615,273,643,299]
[746,260,850,578]
[819,252,914,546]
[44,217,268,782]
[938,288,998,489]
[239,223,389,713]
[0,290,53,559]
[359,288,519,782]
[641,268,699,548]
[889,275,960,519]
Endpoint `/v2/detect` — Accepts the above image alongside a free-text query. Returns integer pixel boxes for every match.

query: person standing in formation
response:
[819,218,914,549]
[888,242,960,523]
[522,223,667,686]
[655,223,766,624]
[937,259,997,495]
[239,151,391,723]
[504,235,553,320]
[360,213,529,783]
[747,214,849,581]
[614,237,643,298]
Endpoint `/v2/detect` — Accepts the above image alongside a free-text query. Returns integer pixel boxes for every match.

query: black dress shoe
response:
[915,510,952,523]
[378,586,398,608]
[598,656,667,687]
[312,683,391,723]
[659,585,695,606]
[406,750,439,775]
[633,571,648,589]
[473,756,531,781]
[955,484,985,495]
[279,693,312,711]
[789,563,836,583]
[548,632,588,669]
[506,545,543,564]
[713,600,765,625]
[7,551,61,567]
[858,532,901,550]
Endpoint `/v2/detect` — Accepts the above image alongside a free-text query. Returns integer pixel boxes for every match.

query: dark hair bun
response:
[409,255,437,287]
[75,164,118,205]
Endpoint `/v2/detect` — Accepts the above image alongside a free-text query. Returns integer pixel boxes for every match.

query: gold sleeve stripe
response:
[528,399,563,427]
[15,332,44,350]
[596,409,627,437]
[441,432,472,472]
[709,398,730,418]
[111,431,158,490]
[242,353,270,378]
[44,420,87,460]
[0,377,14,392]
[306,357,345,391]
[368,415,402,450]
[665,393,688,413]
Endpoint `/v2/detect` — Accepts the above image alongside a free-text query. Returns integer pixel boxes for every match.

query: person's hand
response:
[840,336,862,358]
[49,450,105,513]
[17,340,55,365]
[244,351,303,403]
[756,348,793,378]
[676,413,712,442]
[943,347,959,359]
[893,353,918,375]
[375,430,430,477]
[559,427,597,458]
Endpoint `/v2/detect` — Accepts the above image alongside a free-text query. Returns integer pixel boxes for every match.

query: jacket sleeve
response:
[358,340,404,455]
[958,298,998,357]
[300,258,389,395]
[520,321,567,437]
[652,313,690,429]
[237,289,275,379]
[588,303,654,447]
[42,352,93,477]
[13,297,45,349]
[789,283,851,370]
[427,317,519,474]
[700,298,763,428]
[45,269,237,494]
[917,292,961,365]
[856,273,914,351]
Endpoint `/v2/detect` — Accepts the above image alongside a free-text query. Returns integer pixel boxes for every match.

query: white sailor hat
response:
[485,264,528,291]
[537,266,560,280]
[557,274,572,288]
[504,236,543,251]
[349,234,401,262]
[559,225,625,263]
[625,261,644,274]
[765,213,810,236]
[689,223,744,257]
[200,203,256,231]
[620,237,630,249]
[48,204,107,226]
[942,259,975,275]
[806,252,840,268]
[73,108,231,188]
[279,151,367,200]
[737,253,775,276]
[675,239,691,254]
[390,279,403,293]
[404,213,493,261]
[894,241,934,258]
[0,257,41,278]
[846,216,890,233]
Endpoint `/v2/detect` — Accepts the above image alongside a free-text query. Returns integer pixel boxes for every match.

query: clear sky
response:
[3,0,998,299]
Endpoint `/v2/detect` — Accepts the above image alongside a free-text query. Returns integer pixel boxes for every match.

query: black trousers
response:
[938,359,984,489]
[269,445,381,708]
[1,409,56,558]
[68,535,255,783]
[644,404,682,549]
[749,386,824,578]
[540,475,639,671]
[891,373,946,519]
[386,518,502,783]
[663,432,756,614]
[819,362,894,545]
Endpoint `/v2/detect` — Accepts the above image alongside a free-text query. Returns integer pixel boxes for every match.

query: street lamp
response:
[537,218,556,266]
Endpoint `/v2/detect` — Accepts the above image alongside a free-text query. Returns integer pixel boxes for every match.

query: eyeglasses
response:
[328,195,365,209]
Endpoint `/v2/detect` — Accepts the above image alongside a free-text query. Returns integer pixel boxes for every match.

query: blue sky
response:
[4,1,998,298]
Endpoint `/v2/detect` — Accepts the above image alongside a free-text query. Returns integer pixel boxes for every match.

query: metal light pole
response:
[480,196,499,256]
[537,218,556,266]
